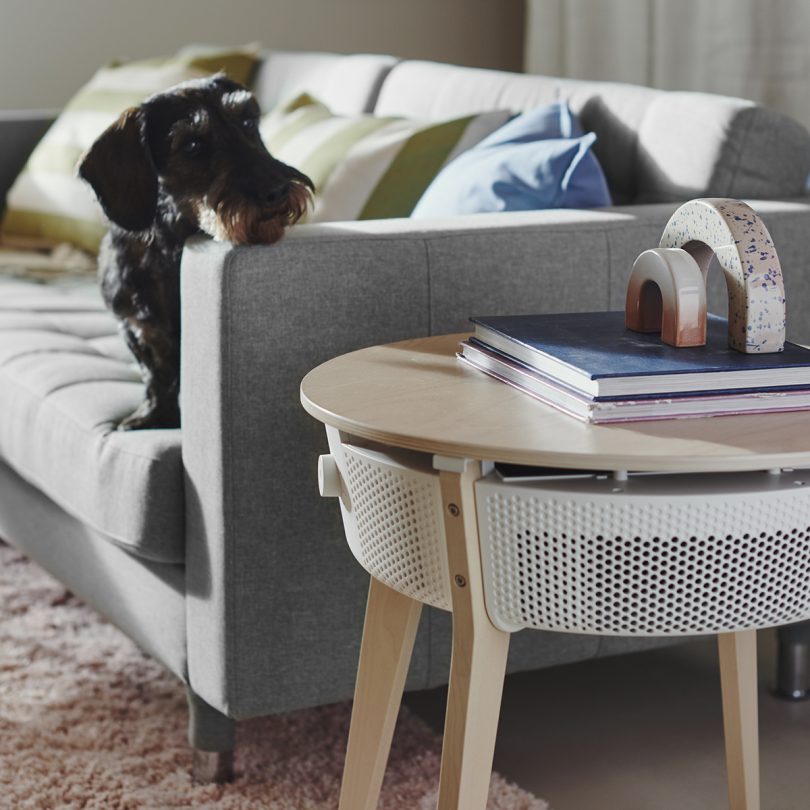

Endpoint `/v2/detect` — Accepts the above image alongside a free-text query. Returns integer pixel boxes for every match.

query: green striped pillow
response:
[1,48,258,254]
[260,95,512,222]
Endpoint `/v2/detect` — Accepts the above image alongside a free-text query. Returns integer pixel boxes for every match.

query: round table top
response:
[300,334,810,473]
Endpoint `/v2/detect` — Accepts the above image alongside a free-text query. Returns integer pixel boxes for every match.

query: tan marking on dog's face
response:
[194,200,231,242]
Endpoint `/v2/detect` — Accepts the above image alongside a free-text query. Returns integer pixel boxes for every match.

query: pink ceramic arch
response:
[626,248,708,347]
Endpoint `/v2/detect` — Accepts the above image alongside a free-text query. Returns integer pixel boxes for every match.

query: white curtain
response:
[525,0,810,130]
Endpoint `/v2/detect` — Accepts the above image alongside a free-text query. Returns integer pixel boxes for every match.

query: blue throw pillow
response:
[410,102,612,217]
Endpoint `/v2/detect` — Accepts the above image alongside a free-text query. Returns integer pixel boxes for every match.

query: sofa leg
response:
[192,748,235,783]
[186,686,236,783]
[775,622,810,701]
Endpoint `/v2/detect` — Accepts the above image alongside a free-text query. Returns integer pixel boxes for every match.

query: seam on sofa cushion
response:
[9,375,139,400]
[0,346,103,366]
[629,99,655,204]
[222,246,239,709]
[423,234,433,688]
[0,371,165,456]
[280,222,642,253]
[0,319,113,337]
[423,237,433,339]
[725,107,759,197]
[603,227,613,310]
[364,59,400,114]
[381,212,638,235]
[0,371,181,473]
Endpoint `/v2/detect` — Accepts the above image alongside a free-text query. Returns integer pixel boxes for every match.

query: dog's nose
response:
[265,182,291,205]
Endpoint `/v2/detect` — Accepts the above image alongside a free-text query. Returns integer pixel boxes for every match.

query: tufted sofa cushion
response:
[0,278,184,563]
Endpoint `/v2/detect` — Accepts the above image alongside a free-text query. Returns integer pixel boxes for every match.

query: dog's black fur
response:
[79,75,313,430]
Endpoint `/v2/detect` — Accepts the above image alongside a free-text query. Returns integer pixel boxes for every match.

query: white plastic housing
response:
[323,424,810,637]
[476,469,810,635]
[325,427,451,611]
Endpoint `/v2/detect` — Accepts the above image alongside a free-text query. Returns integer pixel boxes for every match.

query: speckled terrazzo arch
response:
[659,198,786,353]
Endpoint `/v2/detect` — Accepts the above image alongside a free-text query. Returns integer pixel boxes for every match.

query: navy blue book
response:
[470,311,810,398]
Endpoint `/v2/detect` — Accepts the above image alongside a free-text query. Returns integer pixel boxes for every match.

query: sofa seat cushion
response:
[0,278,185,564]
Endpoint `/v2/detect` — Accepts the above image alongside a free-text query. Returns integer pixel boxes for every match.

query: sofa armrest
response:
[180,227,439,716]
[179,200,810,716]
[0,110,56,214]
[178,209,637,716]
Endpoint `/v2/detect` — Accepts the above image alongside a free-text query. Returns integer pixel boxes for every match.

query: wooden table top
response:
[300,334,810,473]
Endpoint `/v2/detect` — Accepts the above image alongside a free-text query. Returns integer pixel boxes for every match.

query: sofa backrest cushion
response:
[252,51,398,116]
[375,60,810,205]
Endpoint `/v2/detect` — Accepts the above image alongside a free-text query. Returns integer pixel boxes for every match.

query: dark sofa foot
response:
[775,622,810,700]
[186,686,236,783]
[192,748,235,784]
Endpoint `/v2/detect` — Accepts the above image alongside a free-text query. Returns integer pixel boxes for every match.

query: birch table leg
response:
[436,461,512,810]
[718,630,760,810]
[338,576,423,810]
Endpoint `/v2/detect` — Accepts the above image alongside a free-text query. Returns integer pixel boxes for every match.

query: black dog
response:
[79,75,313,430]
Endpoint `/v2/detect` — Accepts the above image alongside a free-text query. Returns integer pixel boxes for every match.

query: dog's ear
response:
[78,107,158,232]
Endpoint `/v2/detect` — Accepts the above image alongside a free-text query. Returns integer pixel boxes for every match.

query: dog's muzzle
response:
[198,175,314,245]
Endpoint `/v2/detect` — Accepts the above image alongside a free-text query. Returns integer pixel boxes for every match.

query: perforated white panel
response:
[340,445,451,610]
[477,471,810,635]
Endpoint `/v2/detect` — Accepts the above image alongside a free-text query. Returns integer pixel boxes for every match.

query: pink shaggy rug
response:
[0,543,547,809]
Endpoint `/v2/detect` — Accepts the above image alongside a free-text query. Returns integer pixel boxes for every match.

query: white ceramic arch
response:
[659,198,785,353]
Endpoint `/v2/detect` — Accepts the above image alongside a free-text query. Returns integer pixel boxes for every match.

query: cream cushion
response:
[1,49,258,253]
[260,94,511,221]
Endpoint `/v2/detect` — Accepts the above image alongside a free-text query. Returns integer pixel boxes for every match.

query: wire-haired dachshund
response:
[79,74,313,430]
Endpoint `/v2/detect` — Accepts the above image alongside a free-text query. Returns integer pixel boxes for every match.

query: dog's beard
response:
[196,181,312,245]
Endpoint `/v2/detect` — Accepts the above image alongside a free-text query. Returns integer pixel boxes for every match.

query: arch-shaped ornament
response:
[658,198,785,353]
[625,248,707,347]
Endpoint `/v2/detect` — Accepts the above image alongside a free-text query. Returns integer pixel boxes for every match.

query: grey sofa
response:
[3,51,810,776]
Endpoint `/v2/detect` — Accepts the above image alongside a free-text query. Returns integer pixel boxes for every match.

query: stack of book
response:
[458,311,810,423]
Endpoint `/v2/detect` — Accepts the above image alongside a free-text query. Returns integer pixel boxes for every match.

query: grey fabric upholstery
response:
[180,236,437,717]
[0,279,185,563]
[0,458,186,679]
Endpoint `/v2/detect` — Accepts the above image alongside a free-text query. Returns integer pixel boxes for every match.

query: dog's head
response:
[78,74,313,244]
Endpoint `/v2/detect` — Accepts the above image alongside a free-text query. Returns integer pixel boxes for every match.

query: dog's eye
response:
[242,117,259,134]
[183,139,203,157]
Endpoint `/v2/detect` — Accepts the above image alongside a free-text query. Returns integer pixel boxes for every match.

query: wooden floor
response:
[404,629,810,810]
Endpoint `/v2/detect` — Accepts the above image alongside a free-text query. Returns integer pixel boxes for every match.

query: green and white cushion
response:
[1,48,258,254]
[260,95,512,222]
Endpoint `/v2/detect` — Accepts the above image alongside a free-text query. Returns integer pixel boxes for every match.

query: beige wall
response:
[1,0,525,109]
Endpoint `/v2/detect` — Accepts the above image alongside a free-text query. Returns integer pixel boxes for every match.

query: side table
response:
[300,334,810,810]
